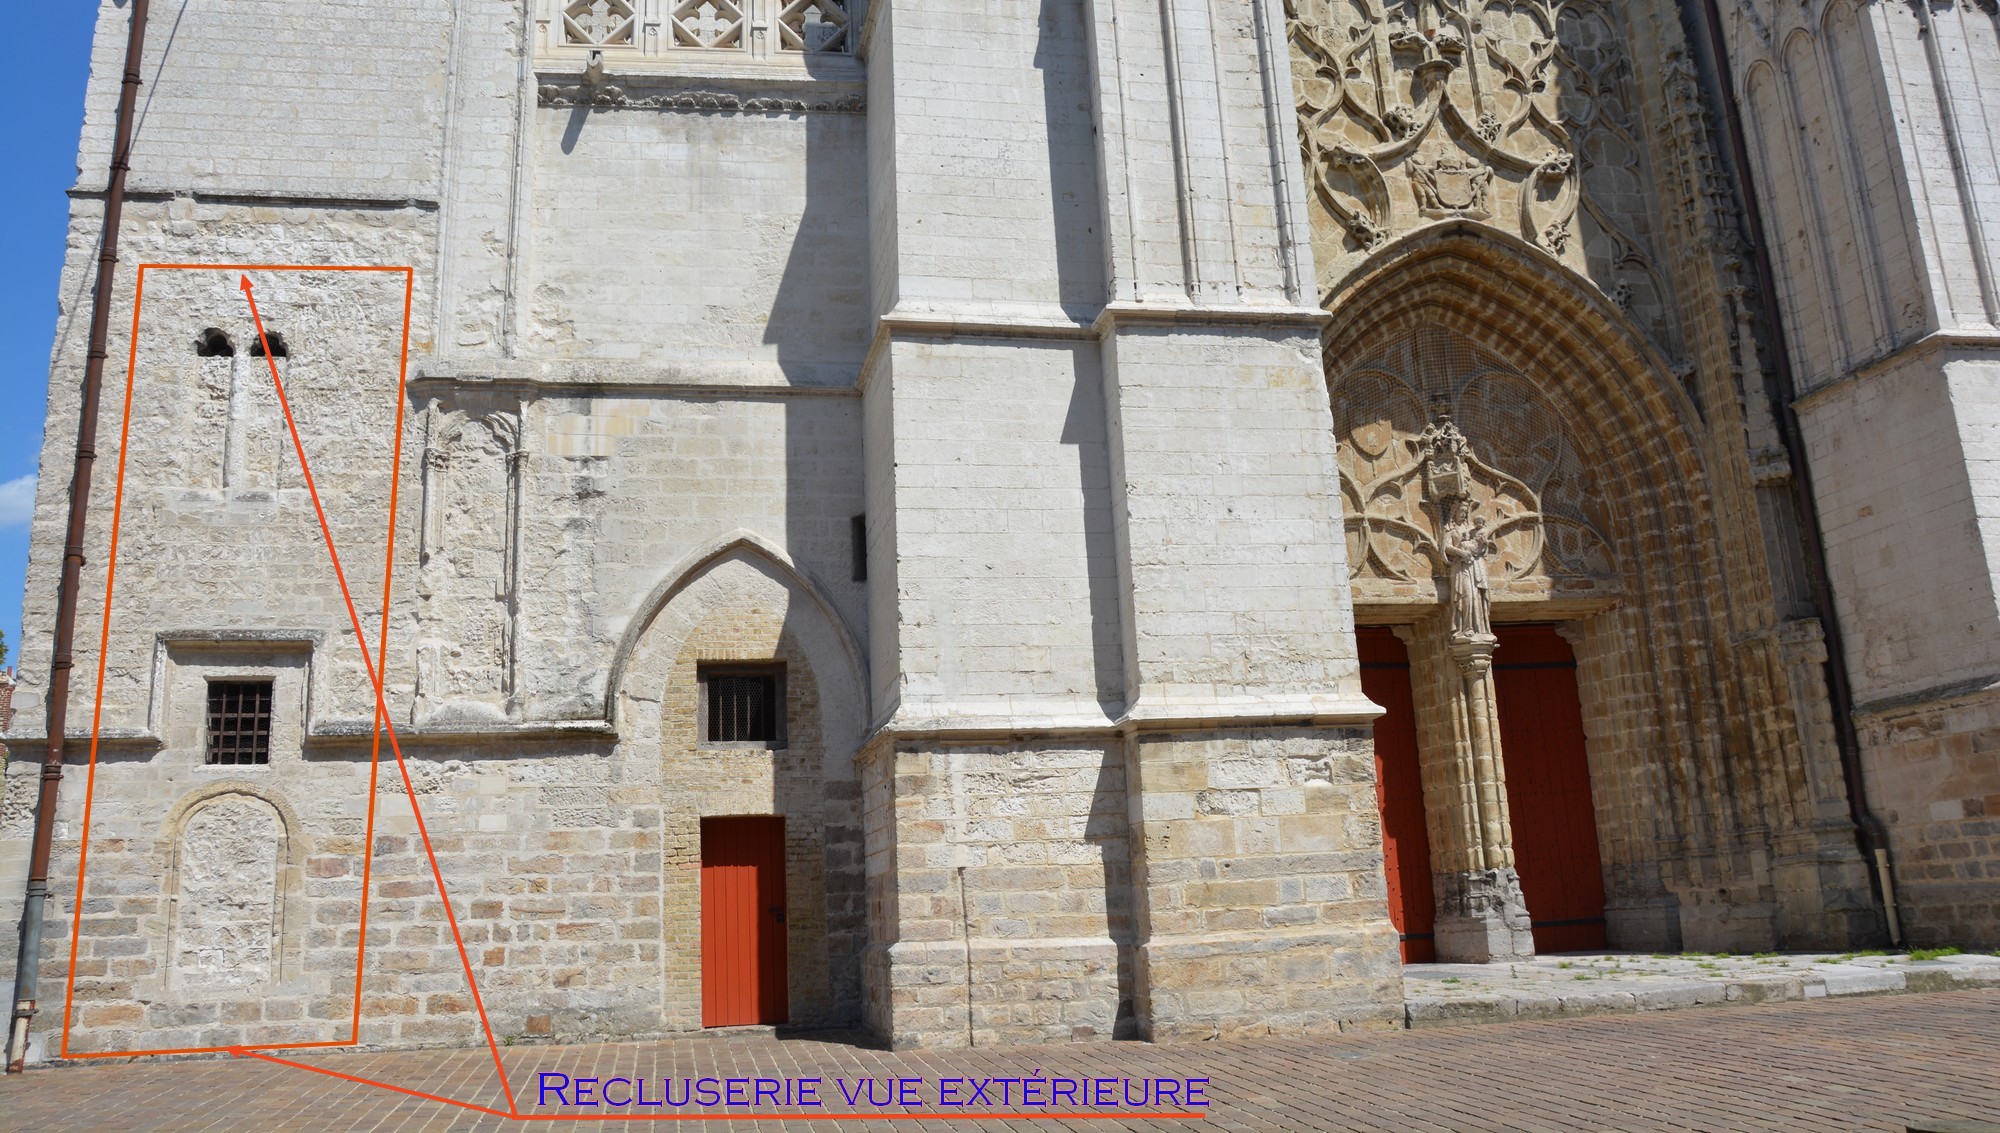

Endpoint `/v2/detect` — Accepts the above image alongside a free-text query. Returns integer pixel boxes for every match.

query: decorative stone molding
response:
[1288,0,1674,346]
[536,78,865,114]
[1433,868,1537,961]
[1409,153,1494,219]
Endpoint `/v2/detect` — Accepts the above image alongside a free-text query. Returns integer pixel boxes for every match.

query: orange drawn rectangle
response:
[60,263,415,1062]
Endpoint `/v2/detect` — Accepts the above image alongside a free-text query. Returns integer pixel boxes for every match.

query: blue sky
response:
[1,5,95,673]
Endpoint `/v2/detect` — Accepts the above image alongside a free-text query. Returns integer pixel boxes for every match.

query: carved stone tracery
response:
[565,0,637,47]
[1288,0,1676,348]
[1332,329,1619,607]
[778,0,849,53]
[671,0,745,49]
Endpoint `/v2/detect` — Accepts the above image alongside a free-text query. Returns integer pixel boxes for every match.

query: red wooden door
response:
[1358,628,1436,963]
[1493,626,1608,953]
[700,816,788,1026]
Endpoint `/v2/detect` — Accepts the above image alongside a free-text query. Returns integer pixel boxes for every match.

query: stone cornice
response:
[1852,673,2000,720]
[536,71,865,114]
[1792,330,2000,413]
[413,359,858,399]
[858,693,1383,753]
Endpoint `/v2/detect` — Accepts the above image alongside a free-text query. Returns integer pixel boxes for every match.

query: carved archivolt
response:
[1331,327,1618,602]
[1289,0,1674,347]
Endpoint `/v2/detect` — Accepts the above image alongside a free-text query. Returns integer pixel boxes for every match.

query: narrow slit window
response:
[194,328,236,357]
[699,665,784,747]
[205,680,274,765]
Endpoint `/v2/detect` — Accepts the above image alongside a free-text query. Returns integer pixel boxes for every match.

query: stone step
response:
[1403,951,2000,1028]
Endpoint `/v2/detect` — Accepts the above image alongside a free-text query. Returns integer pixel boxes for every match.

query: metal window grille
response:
[706,673,776,744]
[206,680,273,765]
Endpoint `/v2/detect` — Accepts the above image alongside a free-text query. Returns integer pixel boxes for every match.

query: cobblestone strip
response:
[2,990,1998,1132]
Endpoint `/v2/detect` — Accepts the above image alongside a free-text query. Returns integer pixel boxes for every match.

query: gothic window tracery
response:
[541,0,852,60]
[670,0,745,49]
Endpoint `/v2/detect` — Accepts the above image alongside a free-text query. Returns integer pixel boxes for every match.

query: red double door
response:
[700,816,789,1027]
[1361,625,1607,958]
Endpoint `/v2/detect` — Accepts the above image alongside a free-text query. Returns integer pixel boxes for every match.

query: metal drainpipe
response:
[1685,0,1902,945]
[7,0,153,1074]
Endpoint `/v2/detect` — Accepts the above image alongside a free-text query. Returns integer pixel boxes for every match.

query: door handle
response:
[770,906,785,924]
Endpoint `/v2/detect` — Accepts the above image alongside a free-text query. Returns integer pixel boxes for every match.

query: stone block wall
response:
[526,102,870,383]
[1126,728,1403,1041]
[861,741,1129,1050]
[1721,0,2000,949]
[76,0,452,203]
[1798,351,2000,949]
[1857,689,2000,949]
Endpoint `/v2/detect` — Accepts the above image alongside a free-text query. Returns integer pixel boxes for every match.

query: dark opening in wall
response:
[194,328,235,357]
[698,664,787,747]
[249,332,289,358]
[851,514,867,582]
[205,679,274,765]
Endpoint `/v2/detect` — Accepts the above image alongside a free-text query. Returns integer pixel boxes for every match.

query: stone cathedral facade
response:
[3,0,1997,1057]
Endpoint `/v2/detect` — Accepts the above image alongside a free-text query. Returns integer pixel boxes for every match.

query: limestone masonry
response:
[3,0,1997,1058]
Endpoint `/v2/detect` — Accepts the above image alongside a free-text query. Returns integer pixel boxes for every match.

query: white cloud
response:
[0,473,36,529]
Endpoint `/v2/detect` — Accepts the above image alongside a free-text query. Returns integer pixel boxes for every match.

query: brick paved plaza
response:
[2,988,1998,1132]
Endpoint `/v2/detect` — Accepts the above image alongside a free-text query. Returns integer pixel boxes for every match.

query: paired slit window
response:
[698,664,786,748]
[205,680,274,765]
[192,328,288,357]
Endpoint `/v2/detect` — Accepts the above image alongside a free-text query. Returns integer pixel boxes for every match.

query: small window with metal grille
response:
[205,680,274,765]
[697,664,785,748]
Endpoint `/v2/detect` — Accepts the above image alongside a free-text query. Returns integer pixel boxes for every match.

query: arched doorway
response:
[1325,225,1865,956]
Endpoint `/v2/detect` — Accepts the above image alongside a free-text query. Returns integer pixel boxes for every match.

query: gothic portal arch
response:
[1324,223,1829,954]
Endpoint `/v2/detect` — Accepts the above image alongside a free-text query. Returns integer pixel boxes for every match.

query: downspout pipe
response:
[1684,0,1902,945]
[7,0,153,1074]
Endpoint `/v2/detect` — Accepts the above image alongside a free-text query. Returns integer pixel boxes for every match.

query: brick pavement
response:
[2,989,1998,1132]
